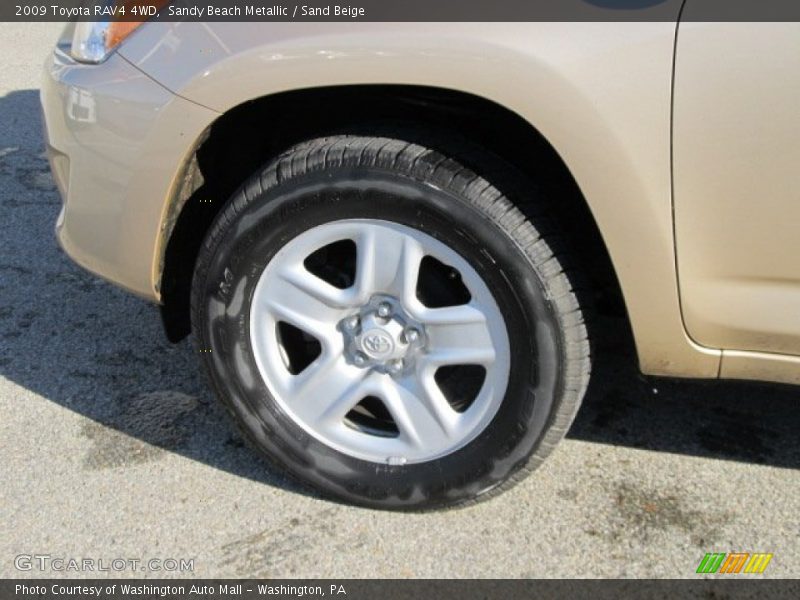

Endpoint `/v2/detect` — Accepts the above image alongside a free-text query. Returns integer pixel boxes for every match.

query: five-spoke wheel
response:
[193,136,589,509]
[250,220,510,464]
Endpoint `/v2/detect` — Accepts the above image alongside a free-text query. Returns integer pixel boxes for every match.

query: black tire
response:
[191,135,590,510]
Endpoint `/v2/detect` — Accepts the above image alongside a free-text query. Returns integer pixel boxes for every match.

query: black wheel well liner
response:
[159,84,628,342]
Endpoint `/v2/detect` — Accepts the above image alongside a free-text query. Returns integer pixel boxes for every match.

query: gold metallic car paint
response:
[113,22,721,378]
[47,20,800,384]
[673,23,800,364]
[42,37,217,299]
[721,350,800,386]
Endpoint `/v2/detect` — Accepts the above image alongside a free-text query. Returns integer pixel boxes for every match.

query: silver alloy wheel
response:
[250,219,510,464]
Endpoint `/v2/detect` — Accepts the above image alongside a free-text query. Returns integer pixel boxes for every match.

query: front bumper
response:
[41,42,216,301]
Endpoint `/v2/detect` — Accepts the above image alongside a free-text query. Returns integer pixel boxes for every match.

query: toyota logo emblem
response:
[362,332,394,357]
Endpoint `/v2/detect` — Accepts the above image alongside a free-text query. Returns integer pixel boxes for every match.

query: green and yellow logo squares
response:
[697,553,773,574]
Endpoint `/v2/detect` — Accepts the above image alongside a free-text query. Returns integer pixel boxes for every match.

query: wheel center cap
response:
[340,295,427,375]
[361,330,395,359]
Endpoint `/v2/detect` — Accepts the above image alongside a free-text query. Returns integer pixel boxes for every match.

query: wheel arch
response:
[158,85,624,344]
[156,80,719,377]
[121,22,719,375]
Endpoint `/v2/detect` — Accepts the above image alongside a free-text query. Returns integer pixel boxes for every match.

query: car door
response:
[673,11,800,356]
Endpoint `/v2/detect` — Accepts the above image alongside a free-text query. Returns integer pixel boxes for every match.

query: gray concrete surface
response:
[1,23,798,580]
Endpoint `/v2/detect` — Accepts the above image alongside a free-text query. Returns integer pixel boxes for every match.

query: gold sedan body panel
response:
[674,22,800,382]
[43,18,800,384]
[118,22,722,378]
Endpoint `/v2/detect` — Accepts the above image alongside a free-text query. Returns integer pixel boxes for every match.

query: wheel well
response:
[160,85,627,342]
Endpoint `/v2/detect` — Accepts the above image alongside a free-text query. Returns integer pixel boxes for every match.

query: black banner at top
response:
[4,0,800,22]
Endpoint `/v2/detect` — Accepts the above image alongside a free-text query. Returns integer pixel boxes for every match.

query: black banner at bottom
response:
[3,580,799,600]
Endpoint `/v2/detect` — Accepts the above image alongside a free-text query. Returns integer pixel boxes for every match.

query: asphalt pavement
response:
[1,22,798,580]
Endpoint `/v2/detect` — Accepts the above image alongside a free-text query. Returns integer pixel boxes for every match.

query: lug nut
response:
[403,328,420,344]
[377,302,392,318]
[345,315,360,331]
[354,352,368,367]
[389,359,404,373]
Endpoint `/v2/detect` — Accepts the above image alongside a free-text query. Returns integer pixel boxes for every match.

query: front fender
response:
[120,21,721,377]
